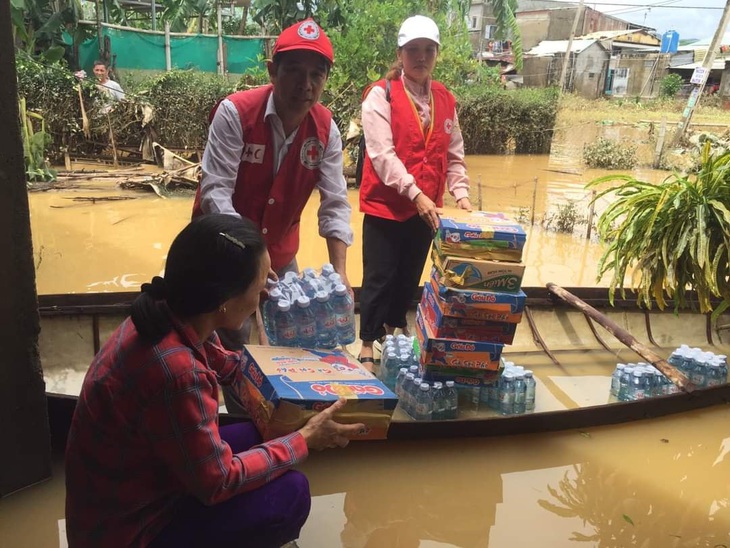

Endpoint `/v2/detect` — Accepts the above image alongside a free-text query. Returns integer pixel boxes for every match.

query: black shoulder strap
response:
[355,79,391,186]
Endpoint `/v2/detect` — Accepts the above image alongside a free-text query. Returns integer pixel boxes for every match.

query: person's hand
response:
[74,70,87,81]
[298,398,365,451]
[335,269,354,300]
[414,192,441,232]
[457,197,473,212]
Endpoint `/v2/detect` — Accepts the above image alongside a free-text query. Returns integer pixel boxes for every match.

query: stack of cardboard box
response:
[416,211,527,394]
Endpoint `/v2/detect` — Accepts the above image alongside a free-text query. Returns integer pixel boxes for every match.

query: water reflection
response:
[296,406,730,548]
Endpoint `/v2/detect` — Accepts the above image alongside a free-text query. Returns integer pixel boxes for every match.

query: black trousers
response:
[359,213,433,342]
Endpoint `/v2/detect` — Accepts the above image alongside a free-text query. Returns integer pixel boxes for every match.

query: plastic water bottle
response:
[630,370,647,400]
[513,374,526,414]
[610,364,625,397]
[321,263,335,278]
[402,373,415,414]
[332,284,356,345]
[313,291,337,349]
[415,383,433,421]
[431,382,446,420]
[524,370,536,411]
[499,374,515,415]
[618,366,633,401]
[705,361,723,388]
[487,380,499,410]
[444,381,459,419]
[294,296,317,348]
[263,288,282,345]
[395,368,408,398]
[274,300,298,347]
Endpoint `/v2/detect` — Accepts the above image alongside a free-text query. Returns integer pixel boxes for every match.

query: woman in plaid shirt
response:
[65,214,363,547]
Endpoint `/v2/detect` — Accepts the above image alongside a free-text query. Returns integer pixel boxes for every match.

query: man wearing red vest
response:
[193,20,353,412]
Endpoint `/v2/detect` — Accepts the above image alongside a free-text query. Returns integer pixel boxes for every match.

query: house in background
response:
[522,39,609,99]
[468,0,653,59]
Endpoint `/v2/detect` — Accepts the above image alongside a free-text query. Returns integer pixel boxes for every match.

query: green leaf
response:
[623,514,635,526]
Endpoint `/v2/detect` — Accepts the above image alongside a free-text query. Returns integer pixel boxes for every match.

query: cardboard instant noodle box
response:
[416,310,503,371]
[432,249,525,292]
[435,210,526,262]
[427,270,526,323]
[418,302,517,344]
[239,346,398,441]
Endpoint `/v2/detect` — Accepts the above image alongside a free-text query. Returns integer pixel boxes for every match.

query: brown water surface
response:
[31,124,667,295]
[14,126,729,547]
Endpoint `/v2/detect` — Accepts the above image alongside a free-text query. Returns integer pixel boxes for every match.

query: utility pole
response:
[673,0,730,144]
[558,0,585,92]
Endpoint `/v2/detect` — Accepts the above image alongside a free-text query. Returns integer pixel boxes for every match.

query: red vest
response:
[192,85,332,270]
[359,78,456,222]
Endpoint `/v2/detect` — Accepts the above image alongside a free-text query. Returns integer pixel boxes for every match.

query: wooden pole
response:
[217,0,225,75]
[165,22,172,71]
[151,0,157,31]
[546,283,695,393]
[653,116,667,169]
[0,0,52,495]
[530,177,538,226]
[477,174,483,211]
[558,0,585,93]
[585,190,595,240]
[673,0,730,144]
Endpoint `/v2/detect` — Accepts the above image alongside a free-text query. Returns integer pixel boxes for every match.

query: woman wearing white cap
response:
[357,15,472,365]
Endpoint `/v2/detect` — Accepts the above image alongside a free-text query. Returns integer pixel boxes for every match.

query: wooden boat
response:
[40,286,730,445]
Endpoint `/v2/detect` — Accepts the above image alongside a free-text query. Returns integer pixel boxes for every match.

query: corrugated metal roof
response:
[672,60,726,71]
[525,39,599,56]
[578,29,643,40]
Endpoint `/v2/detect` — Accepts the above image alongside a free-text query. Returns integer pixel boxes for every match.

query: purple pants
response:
[150,423,310,548]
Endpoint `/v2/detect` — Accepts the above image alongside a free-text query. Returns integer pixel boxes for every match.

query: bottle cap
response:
[433,382,443,389]
[334,283,347,295]
[445,381,455,387]
[296,296,311,307]
[399,368,408,374]
[315,291,329,302]
[420,383,430,391]
[277,300,291,312]
[269,288,282,300]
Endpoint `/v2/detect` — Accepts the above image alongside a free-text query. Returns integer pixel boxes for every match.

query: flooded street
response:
[15,123,730,547]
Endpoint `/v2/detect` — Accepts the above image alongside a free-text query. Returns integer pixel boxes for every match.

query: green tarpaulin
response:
[71,23,265,74]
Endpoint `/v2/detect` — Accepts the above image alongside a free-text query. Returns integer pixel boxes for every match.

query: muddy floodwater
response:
[29,123,668,295]
[14,123,729,547]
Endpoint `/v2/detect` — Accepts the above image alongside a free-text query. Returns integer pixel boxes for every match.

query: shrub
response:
[583,138,637,169]
[458,86,559,154]
[15,54,101,158]
[659,73,683,98]
[145,71,236,150]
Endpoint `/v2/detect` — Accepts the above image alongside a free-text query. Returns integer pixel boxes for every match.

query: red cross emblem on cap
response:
[298,21,320,40]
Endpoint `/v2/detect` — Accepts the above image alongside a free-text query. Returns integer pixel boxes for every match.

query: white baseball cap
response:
[397,15,441,48]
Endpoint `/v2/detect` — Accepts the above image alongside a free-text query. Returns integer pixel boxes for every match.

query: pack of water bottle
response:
[473,361,536,415]
[377,334,420,390]
[394,366,460,420]
[262,264,356,349]
[610,362,679,401]
[666,345,728,388]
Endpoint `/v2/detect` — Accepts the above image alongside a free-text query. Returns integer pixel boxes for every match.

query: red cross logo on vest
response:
[300,137,324,169]
[298,21,320,40]
[444,118,454,135]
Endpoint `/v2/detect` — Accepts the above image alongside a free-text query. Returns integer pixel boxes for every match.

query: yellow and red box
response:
[238,346,398,441]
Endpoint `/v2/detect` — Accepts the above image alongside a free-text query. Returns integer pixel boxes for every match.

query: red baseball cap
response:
[272,19,334,64]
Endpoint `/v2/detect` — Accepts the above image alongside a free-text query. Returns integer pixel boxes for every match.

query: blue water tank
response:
[661,30,679,54]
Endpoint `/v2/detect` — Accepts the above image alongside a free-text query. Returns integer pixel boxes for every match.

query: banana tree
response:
[10,0,84,62]
[587,142,730,316]
[19,96,57,183]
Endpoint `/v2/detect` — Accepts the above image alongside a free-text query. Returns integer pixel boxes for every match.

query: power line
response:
[531,0,723,8]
